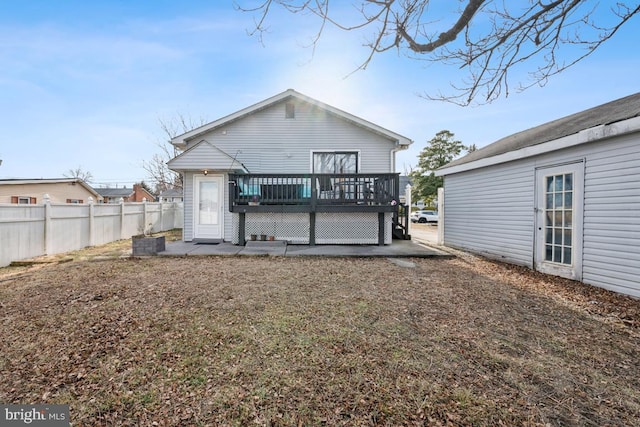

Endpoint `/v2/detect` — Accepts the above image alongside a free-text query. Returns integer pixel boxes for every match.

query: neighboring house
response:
[168,89,413,245]
[96,187,133,203]
[96,184,155,203]
[436,93,640,297]
[158,188,184,203]
[0,178,102,204]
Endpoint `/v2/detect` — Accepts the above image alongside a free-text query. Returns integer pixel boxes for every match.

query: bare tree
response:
[142,114,208,194]
[238,1,640,105]
[64,166,93,183]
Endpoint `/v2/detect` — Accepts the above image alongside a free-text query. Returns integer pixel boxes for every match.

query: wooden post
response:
[378,212,385,246]
[309,212,316,245]
[238,212,246,245]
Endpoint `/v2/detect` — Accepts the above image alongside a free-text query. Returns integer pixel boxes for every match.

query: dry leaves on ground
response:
[0,248,639,426]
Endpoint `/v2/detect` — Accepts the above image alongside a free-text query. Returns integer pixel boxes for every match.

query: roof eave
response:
[170,89,413,148]
[437,115,640,176]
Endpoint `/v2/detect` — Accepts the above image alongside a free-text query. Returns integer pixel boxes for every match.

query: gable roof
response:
[170,89,413,149]
[167,139,248,172]
[438,92,640,175]
[0,178,101,199]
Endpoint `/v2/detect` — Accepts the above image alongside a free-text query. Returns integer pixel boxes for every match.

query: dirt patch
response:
[0,246,638,426]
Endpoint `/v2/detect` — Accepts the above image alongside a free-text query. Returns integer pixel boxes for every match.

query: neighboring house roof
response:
[399,175,413,190]
[159,188,183,198]
[170,89,413,149]
[95,187,134,198]
[0,178,101,199]
[438,92,640,175]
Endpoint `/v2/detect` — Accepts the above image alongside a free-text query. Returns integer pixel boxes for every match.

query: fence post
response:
[405,184,412,238]
[437,187,444,245]
[142,198,148,234]
[120,198,126,239]
[43,194,52,254]
[88,197,95,247]
[159,201,164,231]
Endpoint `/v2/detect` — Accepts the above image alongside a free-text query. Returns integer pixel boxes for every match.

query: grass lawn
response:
[1,242,639,426]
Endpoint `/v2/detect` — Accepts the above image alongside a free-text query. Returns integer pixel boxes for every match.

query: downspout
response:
[390,141,400,172]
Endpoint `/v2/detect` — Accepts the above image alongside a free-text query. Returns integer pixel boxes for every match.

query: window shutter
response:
[11,196,18,204]
[67,199,71,203]
[30,197,37,204]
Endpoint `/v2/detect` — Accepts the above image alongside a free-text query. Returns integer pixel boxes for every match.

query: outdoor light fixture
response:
[203,170,208,176]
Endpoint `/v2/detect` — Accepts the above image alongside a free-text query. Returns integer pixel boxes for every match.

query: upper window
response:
[285,102,295,119]
[312,152,358,174]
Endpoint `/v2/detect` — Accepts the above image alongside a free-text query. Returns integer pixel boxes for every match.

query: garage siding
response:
[443,132,640,297]
[443,161,535,267]
[581,135,640,297]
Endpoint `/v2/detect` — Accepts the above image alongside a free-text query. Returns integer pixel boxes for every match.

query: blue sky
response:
[1,1,639,187]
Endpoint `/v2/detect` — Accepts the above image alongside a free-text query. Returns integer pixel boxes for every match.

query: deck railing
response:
[228,173,400,210]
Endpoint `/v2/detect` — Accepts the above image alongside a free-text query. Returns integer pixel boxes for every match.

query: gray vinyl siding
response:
[581,135,640,297]
[178,100,396,174]
[443,131,640,297]
[443,162,535,267]
[182,172,194,241]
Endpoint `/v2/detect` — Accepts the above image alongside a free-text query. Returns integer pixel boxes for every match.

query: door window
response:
[199,180,219,225]
[544,173,573,265]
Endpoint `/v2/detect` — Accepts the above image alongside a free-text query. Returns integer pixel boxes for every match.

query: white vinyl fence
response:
[0,197,183,267]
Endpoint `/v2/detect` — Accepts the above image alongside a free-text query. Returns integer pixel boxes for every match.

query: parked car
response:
[411,210,438,223]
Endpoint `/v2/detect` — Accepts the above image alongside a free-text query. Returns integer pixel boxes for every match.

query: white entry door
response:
[194,175,224,240]
[534,162,583,280]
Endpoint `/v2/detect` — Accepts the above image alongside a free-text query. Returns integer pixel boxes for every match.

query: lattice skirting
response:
[232,213,310,244]
[231,212,392,245]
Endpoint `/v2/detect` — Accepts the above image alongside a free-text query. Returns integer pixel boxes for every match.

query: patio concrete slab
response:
[283,239,448,258]
[239,240,287,256]
[160,241,243,256]
[159,239,450,258]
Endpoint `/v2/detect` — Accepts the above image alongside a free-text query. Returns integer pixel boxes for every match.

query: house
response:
[168,89,413,245]
[436,93,640,297]
[158,188,184,203]
[96,184,155,203]
[0,178,102,204]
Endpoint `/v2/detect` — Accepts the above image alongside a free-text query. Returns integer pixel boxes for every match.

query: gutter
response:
[436,115,640,176]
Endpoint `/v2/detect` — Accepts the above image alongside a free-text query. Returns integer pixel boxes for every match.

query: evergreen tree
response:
[409,130,468,205]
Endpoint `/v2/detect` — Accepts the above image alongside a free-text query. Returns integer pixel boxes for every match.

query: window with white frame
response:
[312,151,359,195]
[312,152,358,174]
